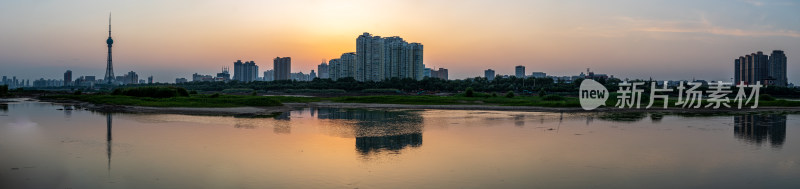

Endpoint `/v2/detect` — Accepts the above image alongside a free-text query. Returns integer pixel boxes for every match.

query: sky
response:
[0,0,799,83]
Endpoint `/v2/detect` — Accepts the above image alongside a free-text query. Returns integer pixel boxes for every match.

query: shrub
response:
[112,88,122,95]
[361,88,402,93]
[189,90,198,95]
[285,89,346,93]
[538,89,546,97]
[115,86,190,98]
[542,94,565,101]
[465,87,474,97]
[491,93,498,97]
[505,91,515,98]
[176,87,189,97]
[221,88,254,94]
[251,91,257,96]
[73,90,83,95]
[760,94,776,101]
[0,85,7,96]
[210,93,221,98]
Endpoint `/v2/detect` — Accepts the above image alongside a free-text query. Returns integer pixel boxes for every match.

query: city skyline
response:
[1,0,799,83]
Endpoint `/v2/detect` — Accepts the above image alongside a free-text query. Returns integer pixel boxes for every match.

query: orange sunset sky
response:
[1,0,798,83]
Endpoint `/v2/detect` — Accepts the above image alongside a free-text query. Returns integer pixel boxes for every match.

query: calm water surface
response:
[1,100,799,188]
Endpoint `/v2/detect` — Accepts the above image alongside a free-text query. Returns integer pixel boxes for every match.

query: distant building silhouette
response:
[582,68,609,80]
[329,53,356,80]
[515,65,526,78]
[735,50,786,86]
[317,62,329,79]
[484,69,495,81]
[356,33,385,81]
[233,60,259,82]
[63,70,72,86]
[531,72,547,78]
[431,68,448,80]
[769,50,788,87]
[192,73,213,82]
[263,70,274,81]
[291,72,312,81]
[216,67,230,81]
[273,57,291,80]
[112,71,139,85]
[353,32,424,81]
[233,60,243,81]
[175,78,188,84]
[423,68,431,78]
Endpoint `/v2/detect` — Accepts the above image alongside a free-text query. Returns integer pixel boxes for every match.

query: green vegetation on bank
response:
[0,85,8,97]
[327,95,580,107]
[35,86,800,108]
[39,92,800,108]
[112,86,188,98]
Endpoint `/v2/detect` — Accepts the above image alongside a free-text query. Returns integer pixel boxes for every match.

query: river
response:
[1,100,798,188]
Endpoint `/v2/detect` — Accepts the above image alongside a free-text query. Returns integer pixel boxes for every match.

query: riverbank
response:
[25,94,800,116]
[304,102,800,114]
[27,98,800,118]
[29,98,293,117]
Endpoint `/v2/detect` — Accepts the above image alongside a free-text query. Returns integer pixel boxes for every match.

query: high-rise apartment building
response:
[122,71,138,84]
[769,50,788,87]
[245,61,258,82]
[354,32,424,81]
[515,66,526,78]
[485,69,495,81]
[64,70,72,86]
[356,33,385,81]
[233,60,259,82]
[328,53,357,81]
[317,62,329,79]
[328,59,340,80]
[263,70,274,81]
[735,50,787,86]
[273,57,291,81]
[233,60,243,81]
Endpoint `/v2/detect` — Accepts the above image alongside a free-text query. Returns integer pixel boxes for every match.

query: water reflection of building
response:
[273,111,291,134]
[734,114,786,148]
[356,133,422,154]
[314,108,424,155]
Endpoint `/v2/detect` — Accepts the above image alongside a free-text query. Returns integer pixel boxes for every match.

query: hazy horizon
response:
[1,0,799,83]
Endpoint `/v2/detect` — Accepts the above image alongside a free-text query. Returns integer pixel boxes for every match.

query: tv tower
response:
[104,13,115,84]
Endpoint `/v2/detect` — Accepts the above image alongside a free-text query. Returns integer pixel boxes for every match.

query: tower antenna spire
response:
[105,12,116,84]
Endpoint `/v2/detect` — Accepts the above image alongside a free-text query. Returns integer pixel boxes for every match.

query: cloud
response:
[637,27,800,38]
[618,16,800,38]
[743,0,764,6]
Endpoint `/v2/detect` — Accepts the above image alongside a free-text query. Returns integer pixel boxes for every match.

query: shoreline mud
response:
[17,98,800,116]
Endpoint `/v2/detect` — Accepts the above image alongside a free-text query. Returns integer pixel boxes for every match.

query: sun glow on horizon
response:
[0,0,798,83]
